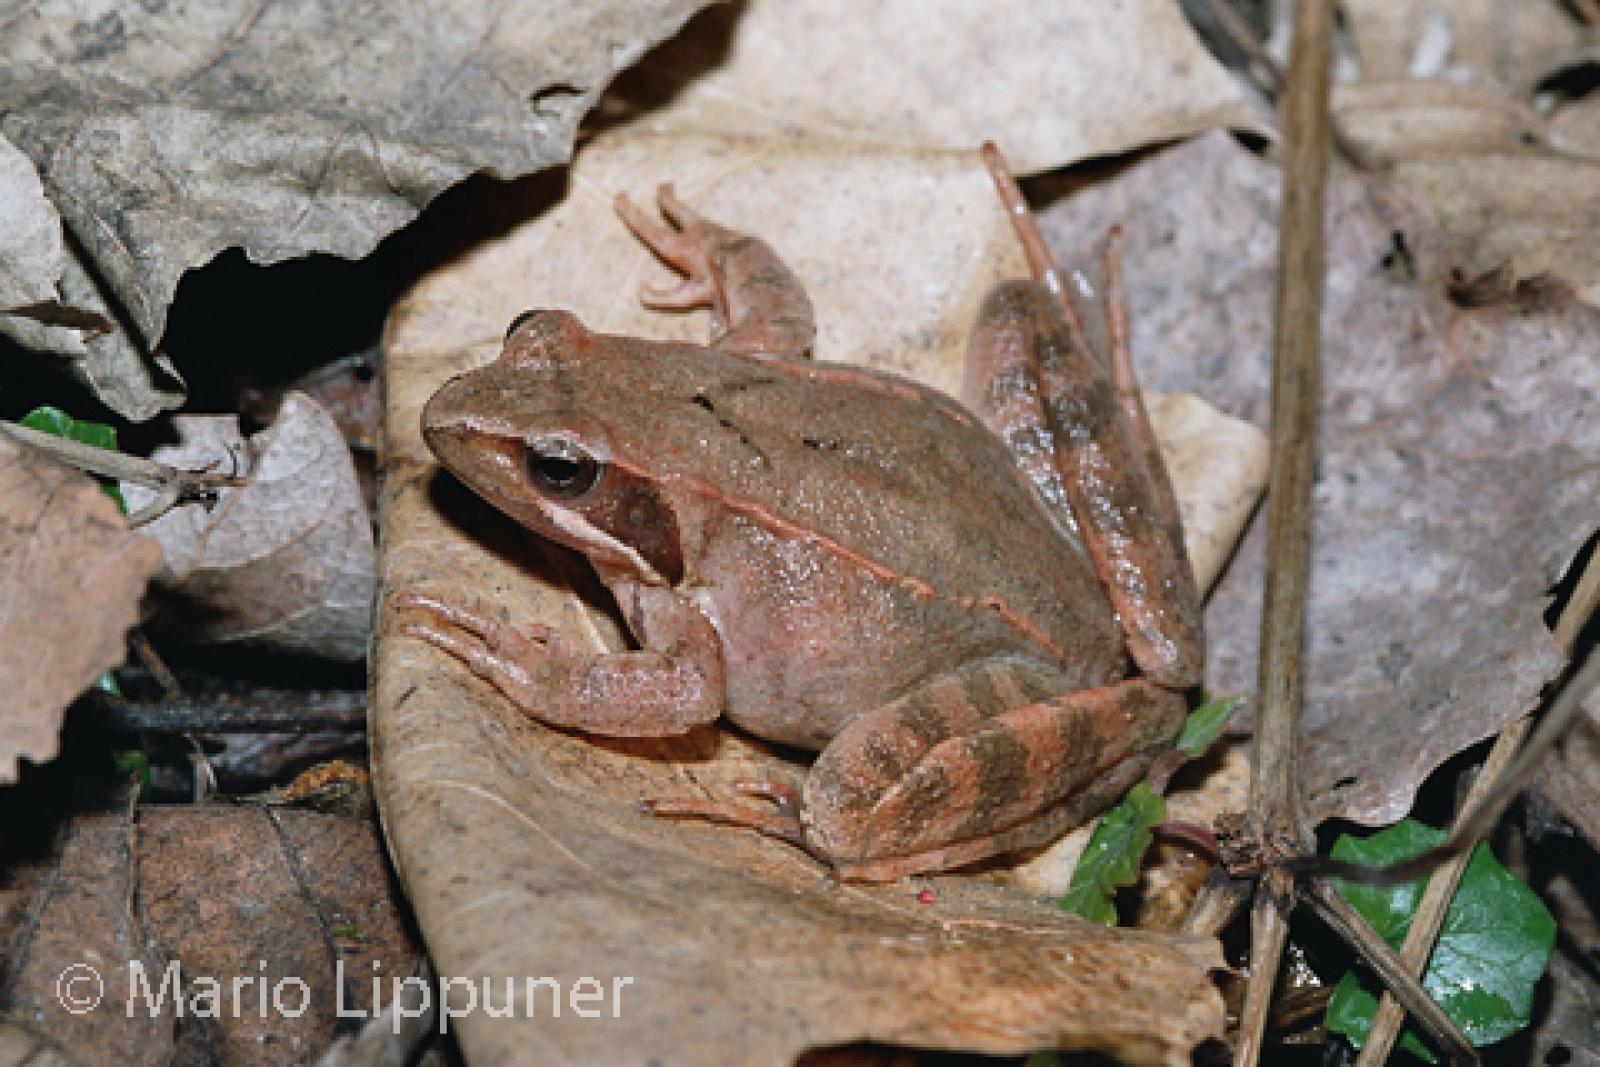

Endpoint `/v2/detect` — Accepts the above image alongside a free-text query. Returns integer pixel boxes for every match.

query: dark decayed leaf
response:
[1324,820,1556,1060]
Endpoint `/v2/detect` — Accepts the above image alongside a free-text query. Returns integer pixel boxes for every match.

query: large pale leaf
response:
[0,0,711,418]
[376,132,1233,1065]
[1039,130,1599,826]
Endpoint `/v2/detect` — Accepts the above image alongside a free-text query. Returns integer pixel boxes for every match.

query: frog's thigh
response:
[963,280,1202,688]
[804,675,1185,871]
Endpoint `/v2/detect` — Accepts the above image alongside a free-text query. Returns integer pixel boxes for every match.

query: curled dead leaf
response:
[124,392,374,661]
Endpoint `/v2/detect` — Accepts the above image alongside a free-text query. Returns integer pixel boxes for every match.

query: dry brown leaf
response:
[601,0,1254,174]
[124,392,374,661]
[1342,0,1584,89]
[376,132,1238,1064]
[0,0,711,419]
[1039,130,1600,827]
[0,809,171,1066]
[1536,696,1600,850]
[0,434,160,783]
[0,803,419,1066]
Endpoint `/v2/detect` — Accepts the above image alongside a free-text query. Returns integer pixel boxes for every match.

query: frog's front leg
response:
[614,185,816,360]
[647,660,1184,881]
[396,588,724,736]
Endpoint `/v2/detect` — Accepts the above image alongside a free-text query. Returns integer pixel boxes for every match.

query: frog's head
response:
[420,309,684,586]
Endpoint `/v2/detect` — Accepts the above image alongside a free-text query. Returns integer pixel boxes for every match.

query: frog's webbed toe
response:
[645,779,814,855]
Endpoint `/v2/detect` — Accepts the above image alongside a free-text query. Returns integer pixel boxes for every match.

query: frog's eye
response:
[504,310,544,341]
[525,436,603,498]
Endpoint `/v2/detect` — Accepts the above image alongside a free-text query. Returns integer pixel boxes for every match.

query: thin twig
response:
[1356,544,1600,1063]
[1233,0,1334,1061]
[1304,879,1478,1064]
[0,420,246,526]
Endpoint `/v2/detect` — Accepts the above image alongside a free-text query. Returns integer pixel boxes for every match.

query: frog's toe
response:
[644,788,811,853]
[640,274,716,311]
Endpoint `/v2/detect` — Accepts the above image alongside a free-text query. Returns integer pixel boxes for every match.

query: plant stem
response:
[1234,0,1333,1060]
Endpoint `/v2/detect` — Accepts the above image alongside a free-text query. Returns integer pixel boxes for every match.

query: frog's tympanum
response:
[400,152,1203,882]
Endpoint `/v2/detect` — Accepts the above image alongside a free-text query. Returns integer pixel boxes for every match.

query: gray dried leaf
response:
[0,0,711,419]
[1039,131,1596,826]
[124,392,374,661]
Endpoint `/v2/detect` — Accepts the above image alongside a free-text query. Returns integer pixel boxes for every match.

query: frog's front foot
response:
[395,591,559,710]
[645,779,815,856]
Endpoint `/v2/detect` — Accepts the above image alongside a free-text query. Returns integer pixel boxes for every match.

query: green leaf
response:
[111,750,152,801]
[1175,696,1240,758]
[1323,819,1556,1060]
[1059,782,1166,925]
[20,405,127,515]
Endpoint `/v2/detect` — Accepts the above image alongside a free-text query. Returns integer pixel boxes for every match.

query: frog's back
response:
[602,341,1128,740]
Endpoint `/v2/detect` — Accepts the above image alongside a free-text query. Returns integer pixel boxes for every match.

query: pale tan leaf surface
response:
[0,803,420,1067]
[0,436,160,783]
[375,134,1232,1065]
[123,392,374,661]
[0,0,710,419]
[1039,130,1600,827]
[1342,0,1584,88]
[600,0,1255,175]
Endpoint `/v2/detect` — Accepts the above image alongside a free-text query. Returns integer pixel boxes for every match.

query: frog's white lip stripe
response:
[542,504,664,586]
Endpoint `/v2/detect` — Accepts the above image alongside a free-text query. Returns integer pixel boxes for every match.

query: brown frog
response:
[399,146,1202,882]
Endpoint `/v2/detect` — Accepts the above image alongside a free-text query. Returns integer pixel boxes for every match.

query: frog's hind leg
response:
[970,143,1202,688]
[803,668,1186,881]
[614,185,816,360]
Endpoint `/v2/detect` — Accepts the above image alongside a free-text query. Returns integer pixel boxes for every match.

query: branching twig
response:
[0,419,246,526]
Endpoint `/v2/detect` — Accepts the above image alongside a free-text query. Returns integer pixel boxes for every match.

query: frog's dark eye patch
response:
[525,435,603,498]
[505,309,543,341]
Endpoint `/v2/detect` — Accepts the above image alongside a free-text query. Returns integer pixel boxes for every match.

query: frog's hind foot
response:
[644,779,814,854]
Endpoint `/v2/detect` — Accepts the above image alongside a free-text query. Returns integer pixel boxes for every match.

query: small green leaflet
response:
[21,406,131,697]
[21,406,128,515]
[1059,698,1237,924]
[1175,695,1239,757]
[1059,782,1165,924]
[1324,819,1556,1061]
